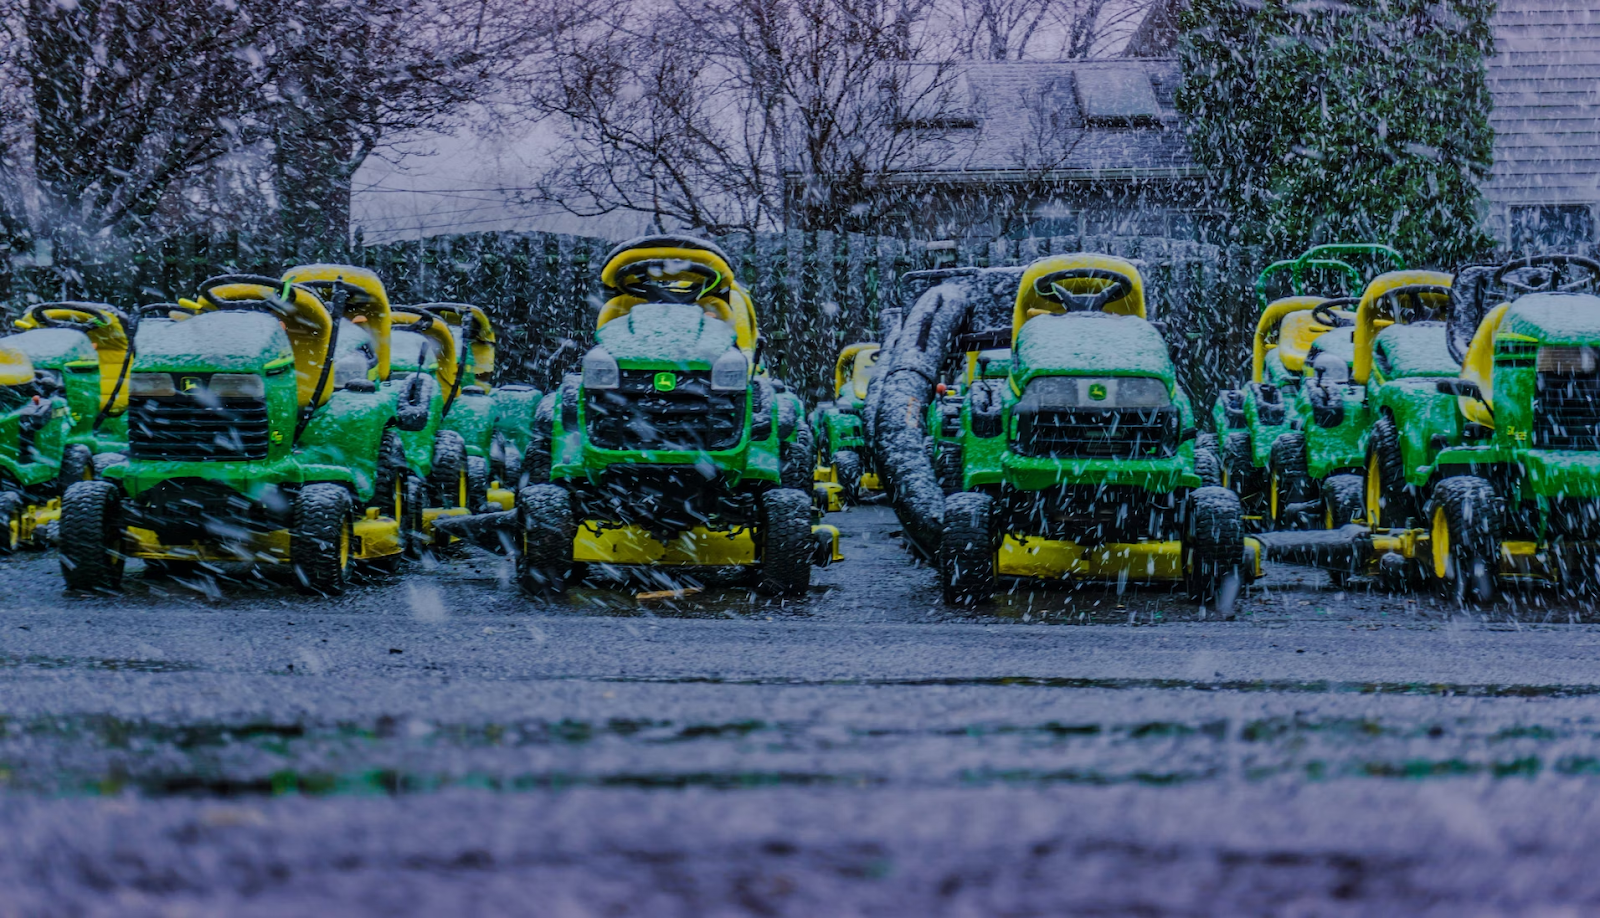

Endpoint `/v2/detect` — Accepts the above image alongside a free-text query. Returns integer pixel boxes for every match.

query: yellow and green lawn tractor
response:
[812,342,882,509]
[59,267,435,593]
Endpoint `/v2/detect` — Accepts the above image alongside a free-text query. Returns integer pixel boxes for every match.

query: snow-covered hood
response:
[596,302,736,367]
[1503,292,1600,345]
[135,312,293,372]
[1013,314,1173,383]
[1374,322,1457,378]
[3,328,95,369]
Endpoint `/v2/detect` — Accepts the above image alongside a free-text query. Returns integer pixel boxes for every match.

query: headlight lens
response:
[582,347,620,390]
[129,372,175,397]
[710,348,748,391]
[210,373,266,398]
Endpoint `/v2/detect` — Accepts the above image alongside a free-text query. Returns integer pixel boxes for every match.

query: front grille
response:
[128,395,271,461]
[586,370,746,451]
[1534,372,1600,450]
[1014,406,1180,460]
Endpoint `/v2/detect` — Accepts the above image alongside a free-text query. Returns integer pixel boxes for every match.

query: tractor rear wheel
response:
[1185,486,1244,607]
[757,488,812,597]
[521,437,552,488]
[1269,433,1317,530]
[941,491,998,605]
[833,450,863,504]
[780,426,815,492]
[1322,474,1366,587]
[467,456,490,513]
[517,484,577,596]
[1194,445,1223,488]
[428,431,468,509]
[1366,417,1417,529]
[401,475,425,560]
[1221,432,1264,509]
[292,484,353,596]
[0,492,23,554]
[56,444,93,493]
[59,480,124,591]
[1430,476,1500,605]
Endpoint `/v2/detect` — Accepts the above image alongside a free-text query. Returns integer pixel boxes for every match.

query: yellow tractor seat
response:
[281,264,393,382]
[1013,254,1145,348]
[1276,309,1347,374]
[391,308,459,402]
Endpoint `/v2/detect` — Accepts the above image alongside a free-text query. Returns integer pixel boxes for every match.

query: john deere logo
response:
[653,372,676,392]
[181,377,201,391]
[1087,382,1108,401]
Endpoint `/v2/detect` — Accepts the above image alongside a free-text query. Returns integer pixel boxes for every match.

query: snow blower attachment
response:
[441,234,836,597]
[872,254,1260,606]
[58,267,433,593]
[813,342,882,509]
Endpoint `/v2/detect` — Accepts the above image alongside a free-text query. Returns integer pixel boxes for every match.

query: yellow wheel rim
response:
[1324,501,1334,529]
[1431,505,1450,580]
[339,519,351,570]
[1365,451,1382,529]
[393,477,404,520]
[1270,473,1280,521]
[7,514,17,550]
[458,467,468,508]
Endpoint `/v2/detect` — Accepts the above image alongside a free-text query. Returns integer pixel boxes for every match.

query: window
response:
[1510,205,1595,251]
[1075,69,1162,126]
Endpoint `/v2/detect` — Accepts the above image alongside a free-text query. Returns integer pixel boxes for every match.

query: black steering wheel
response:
[615,262,725,304]
[1311,297,1359,328]
[1033,268,1134,312]
[20,301,129,332]
[391,304,443,333]
[1494,254,1600,295]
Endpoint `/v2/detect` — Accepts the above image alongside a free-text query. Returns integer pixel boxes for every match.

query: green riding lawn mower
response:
[867,254,1260,609]
[0,302,139,549]
[470,235,837,597]
[58,265,445,593]
[812,341,882,510]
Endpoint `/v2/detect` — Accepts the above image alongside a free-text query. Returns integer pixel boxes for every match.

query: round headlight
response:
[582,347,620,390]
[710,348,749,391]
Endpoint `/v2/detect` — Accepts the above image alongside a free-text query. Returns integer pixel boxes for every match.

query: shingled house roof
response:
[879,60,1199,186]
[1483,0,1600,209]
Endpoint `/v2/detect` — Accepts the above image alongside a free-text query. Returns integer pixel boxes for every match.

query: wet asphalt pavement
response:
[7,505,1600,915]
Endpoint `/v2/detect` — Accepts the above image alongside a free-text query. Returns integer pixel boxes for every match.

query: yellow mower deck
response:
[573,522,843,566]
[6,499,61,550]
[1369,527,1558,584]
[999,536,1265,583]
[124,509,403,563]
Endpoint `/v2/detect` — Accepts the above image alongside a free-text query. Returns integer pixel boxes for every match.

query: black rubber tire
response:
[56,444,93,493]
[369,431,408,512]
[517,484,576,596]
[521,437,552,489]
[1196,432,1219,456]
[1430,476,1499,605]
[1194,447,1223,488]
[401,474,425,560]
[1367,416,1418,528]
[934,444,964,496]
[291,483,353,596]
[467,456,490,513]
[0,491,22,554]
[1322,473,1366,587]
[59,480,124,591]
[91,453,125,476]
[1323,474,1364,526]
[756,488,813,597]
[492,433,522,490]
[1186,486,1245,604]
[1269,433,1317,530]
[428,431,468,509]
[1222,432,1263,500]
[941,491,998,605]
[833,449,863,504]
[780,426,815,492]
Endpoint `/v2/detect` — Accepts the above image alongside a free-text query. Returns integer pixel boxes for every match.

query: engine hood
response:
[1503,292,1600,344]
[597,303,736,367]
[135,312,294,372]
[1013,314,1174,384]
[4,328,96,369]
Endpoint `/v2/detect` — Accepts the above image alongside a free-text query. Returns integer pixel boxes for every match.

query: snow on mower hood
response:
[1502,291,1600,344]
[1012,314,1173,384]
[1373,322,1458,378]
[134,311,293,372]
[4,328,96,369]
[597,302,736,367]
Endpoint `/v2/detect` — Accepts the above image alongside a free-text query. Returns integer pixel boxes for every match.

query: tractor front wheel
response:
[60,480,124,591]
[941,491,998,605]
[1269,433,1317,530]
[56,444,93,493]
[1366,417,1417,528]
[934,445,964,495]
[292,484,353,595]
[429,431,468,509]
[1430,477,1499,605]
[780,426,816,492]
[0,492,23,554]
[757,488,812,597]
[517,484,577,596]
[1186,486,1245,607]
[467,456,490,513]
